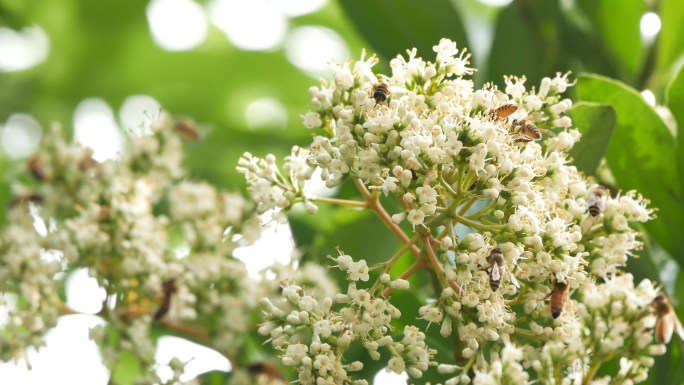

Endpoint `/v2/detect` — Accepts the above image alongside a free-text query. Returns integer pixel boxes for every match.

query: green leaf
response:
[338,0,469,63]
[565,102,616,177]
[666,64,684,197]
[577,74,684,265]
[658,0,684,72]
[110,351,142,385]
[195,370,231,385]
[488,3,545,88]
[576,0,646,75]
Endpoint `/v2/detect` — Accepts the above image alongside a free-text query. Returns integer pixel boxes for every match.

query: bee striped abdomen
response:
[372,83,390,104]
[489,278,501,292]
[588,205,601,217]
[494,104,518,120]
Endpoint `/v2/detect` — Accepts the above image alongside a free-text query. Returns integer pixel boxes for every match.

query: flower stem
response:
[423,237,464,296]
[583,358,603,385]
[382,259,426,297]
[310,196,367,208]
[354,179,421,258]
[371,233,422,294]
[452,213,501,233]
[457,199,477,216]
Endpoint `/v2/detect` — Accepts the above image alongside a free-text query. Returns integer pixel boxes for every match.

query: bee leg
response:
[514,138,532,144]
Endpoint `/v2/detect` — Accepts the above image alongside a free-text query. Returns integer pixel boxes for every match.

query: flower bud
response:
[441,236,453,251]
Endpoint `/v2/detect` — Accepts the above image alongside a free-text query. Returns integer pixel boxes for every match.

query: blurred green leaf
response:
[565,102,616,177]
[576,0,645,76]
[658,0,684,73]
[666,64,684,197]
[488,2,545,87]
[195,370,231,385]
[111,351,142,385]
[576,73,684,266]
[338,0,469,63]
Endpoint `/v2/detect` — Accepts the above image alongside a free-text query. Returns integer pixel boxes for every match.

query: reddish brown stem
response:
[354,179,421,258]
[423,237,465,296]
[382,260,426,297]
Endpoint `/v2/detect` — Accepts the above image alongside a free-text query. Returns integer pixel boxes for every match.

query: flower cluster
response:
[0,116,266,382]
[259,251,433,384]
[243,39,667,384]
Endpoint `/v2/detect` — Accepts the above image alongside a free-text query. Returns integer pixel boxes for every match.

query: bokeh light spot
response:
[0,25,49,72]
[74,98,125,162]
[0,315,109,385]
[209,0,287,51]
[66,268,107,314]
[155,336,231,382]
[374,368,408,385]
[120,95,163,135]
[244,98,288,130]
[474,0,513,7]
[233,212,294,279]
[147,0,208,51]
[284,26,349,78]
[641,90,656,106]
[0,113,42,160]
[640,12,661,39]
[271,0,328,17]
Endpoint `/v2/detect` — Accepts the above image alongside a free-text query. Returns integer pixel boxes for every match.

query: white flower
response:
[348,260,370,281]
[407,209,425,227]
[303,112,322,129]
[387,356,405,374]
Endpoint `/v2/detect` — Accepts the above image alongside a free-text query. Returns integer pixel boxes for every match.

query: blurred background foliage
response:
[2,0,684,383]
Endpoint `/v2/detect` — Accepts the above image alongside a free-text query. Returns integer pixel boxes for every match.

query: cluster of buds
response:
[259,251,433,384]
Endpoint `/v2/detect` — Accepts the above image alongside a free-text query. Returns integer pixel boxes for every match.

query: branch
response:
[422,237,464,296]
[354,179,421,258]
[310,196,367,208]
[382,259,426,297]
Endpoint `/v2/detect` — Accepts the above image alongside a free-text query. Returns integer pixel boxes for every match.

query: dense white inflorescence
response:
[242,39,668,384]
[0,117,293,383]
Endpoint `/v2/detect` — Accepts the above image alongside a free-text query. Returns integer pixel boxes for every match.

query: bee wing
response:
[674,313,684,341]
[597,195,607,211]
[587,192,607,210]
[491,263,502,281]
[493,90,508,104]
[507,268,520,288]
[539,128,557,138]
[526,112,542,122]
[586,193,599,207]
[390,86,409,95]
[361,67,379,84]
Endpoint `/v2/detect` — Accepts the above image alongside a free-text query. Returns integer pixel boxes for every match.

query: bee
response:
[361,67,408,106]
[511,112,556,144]
[549,278,570,319]
[154,278,178,320]
[28,155,51,182]
[586,186,609,217]
[481,248,519,292]
[651,293,684,344]
[489,90,518,121]
[79,148,99,172]
[8,193,43,208]
[173,119,200,141]
[99,205,111,222]
[248,362,286,384]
